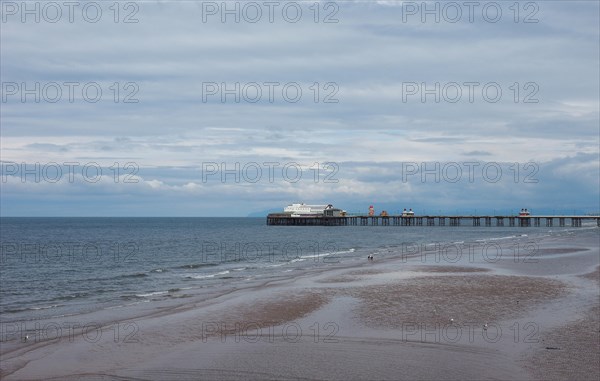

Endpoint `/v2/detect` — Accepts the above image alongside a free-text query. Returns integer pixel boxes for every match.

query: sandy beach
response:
[1,229,599,380]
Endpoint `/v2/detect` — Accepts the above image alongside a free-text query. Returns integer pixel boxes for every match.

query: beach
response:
[1,228,598,380]
[3,0,599,379]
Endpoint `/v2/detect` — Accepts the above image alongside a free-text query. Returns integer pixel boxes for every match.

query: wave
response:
[135,291,168,298]
[309,247,356,258]
[266,263,286,268]
[29,304,64,310]
[54,292,90,301]
[473,232,535,243]
[120,272,148,279]
[2,303,65,314]
[177,263,219,269]
[186,270,230,279]
[2,290,96,314]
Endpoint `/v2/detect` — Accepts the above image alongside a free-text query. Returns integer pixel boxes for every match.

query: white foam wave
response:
[476,235,519,242]
[190,270,230,279]
[30,304,62,310]
[136,291,168,298]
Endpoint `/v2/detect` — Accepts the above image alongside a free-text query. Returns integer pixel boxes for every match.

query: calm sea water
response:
[0,217,582,323]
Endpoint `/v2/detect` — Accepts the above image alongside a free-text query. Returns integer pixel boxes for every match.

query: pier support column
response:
[438,217,445,226]
[496,217,504,226]
[509,217,515,227]
[546,218,553,227]
[427,217,435,226]
[473,218,480,226]
[485,217,492,227]
[559,218,565,227]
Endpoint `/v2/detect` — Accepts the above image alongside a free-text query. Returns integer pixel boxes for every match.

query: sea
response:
[0,217,594,324]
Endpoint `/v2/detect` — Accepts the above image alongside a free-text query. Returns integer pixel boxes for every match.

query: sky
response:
[1,0,599,216]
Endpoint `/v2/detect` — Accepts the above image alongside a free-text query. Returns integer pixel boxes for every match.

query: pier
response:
[266,214,600,227]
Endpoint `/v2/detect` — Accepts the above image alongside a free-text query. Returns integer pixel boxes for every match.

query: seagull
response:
[22,335,29,342]
[483,323,488,331]
[449,318,454,324]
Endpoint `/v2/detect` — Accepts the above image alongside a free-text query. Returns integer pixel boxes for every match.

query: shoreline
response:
[2,225,597,326]
[1,229,598,380]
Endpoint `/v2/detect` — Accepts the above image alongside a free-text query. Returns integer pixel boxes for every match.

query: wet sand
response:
[347,274,566,329]
[526,304,599,381]
[525,265,600,381]
[1,229,599,380]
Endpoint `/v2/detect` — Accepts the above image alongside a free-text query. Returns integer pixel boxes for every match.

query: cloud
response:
[1,1,598,216]
[462,150,492,157]
[1,156,597,216]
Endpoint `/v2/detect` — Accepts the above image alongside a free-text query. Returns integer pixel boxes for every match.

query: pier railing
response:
[266,214,600,227]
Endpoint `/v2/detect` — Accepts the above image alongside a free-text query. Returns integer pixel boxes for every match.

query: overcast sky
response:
[1,0,598,216]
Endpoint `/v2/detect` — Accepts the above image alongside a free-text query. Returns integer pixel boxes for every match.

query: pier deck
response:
[266,214,600,227]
